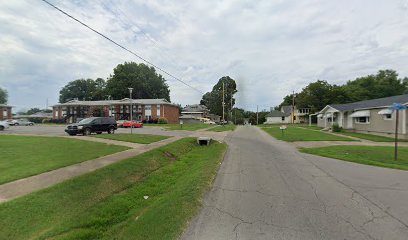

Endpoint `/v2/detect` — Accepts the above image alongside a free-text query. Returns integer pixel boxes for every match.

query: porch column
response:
[331,113,333,126]
[309,115,311,126]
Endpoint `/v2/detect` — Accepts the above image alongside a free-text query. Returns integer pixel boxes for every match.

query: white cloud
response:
[1,0,408,111]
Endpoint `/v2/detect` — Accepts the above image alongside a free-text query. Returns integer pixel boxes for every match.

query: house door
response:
[347,112,353,129]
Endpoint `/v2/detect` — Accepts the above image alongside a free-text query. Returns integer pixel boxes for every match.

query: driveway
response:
[182,126,408,240]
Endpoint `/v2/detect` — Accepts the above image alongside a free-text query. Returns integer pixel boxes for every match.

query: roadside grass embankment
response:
[144,123,211,131]
[93,133,169,144]
[301,145,408,170]
[337,131,408,142]
[0,135,128,184]
[206,125,236,132]
[0,138,227,240]
[261,126,356,142]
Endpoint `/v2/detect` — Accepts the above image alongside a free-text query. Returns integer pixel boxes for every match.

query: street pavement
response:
[182,126,408,240]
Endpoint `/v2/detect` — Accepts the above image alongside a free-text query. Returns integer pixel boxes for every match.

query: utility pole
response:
[128,88,133,134]
[222,81,225,126]
[256,105,259,125]
[395,110,399,161]
[292,90,295,124]
[230,95,233,124]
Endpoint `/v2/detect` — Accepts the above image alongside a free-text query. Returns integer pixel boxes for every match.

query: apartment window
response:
[355,117,370,123]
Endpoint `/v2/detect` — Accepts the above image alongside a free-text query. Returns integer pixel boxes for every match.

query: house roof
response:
[281,105,293,114]
[52,98,176,107]
[0,104,12,108]
[266,110,290,117]
[182,104,209,112]
[321,94,408,113]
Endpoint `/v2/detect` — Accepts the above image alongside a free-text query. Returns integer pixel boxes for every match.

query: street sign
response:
[388,103,407,160]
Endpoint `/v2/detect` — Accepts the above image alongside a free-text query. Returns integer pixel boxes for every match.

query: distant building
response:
[180,104,221,123]
[281,105,311,123]
[264,110,291,124]
[0,104,12,121]
[52,98,180,124]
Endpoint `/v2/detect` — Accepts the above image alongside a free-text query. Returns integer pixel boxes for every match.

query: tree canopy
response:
[279,69,408,112]
[59,78,106,103]
[200,76,237,121]
[105,62,170,101]
[0,87,8,104]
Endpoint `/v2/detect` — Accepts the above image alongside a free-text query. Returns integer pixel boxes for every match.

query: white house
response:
[264,110,291,124]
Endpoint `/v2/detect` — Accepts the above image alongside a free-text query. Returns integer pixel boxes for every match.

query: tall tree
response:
[59,78,106,103]
[200,76,237,121]
[0,87,8,104]
[105,62,170,101]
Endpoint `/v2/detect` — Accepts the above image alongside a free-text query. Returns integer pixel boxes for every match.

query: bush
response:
[42,119,51,124]
[158,118,168,124]
[332,123,342,132]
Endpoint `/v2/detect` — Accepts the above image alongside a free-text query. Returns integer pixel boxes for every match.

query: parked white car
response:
[203,120,216,124]
[14,119,34,126]
[0,121,10,131]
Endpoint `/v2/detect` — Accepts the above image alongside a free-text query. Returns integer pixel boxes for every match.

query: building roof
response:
[323,94,408,112]
[52,98,176,107]
[281,105,293,114]
[182,104,209,112]
[0,104,12,108]
[266,110,290,117]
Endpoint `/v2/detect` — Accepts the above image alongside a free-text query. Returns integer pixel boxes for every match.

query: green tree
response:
[26,108,41,115]
[105,62,170,101]
[200,76,237,121]
[0,87,8,104]
[59,78,106,103]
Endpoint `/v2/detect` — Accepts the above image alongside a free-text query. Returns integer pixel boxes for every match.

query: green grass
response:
[337,131,407,142]
[0,138,227,240]
[145,123,211,131]
[301,146,408,170]
[261,126,356,142]
[207,125,236,132]
[298,124,323,130]
[93,133,169,144]
[0,135,128,184]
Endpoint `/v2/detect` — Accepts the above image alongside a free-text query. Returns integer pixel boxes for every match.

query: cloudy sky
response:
[1,0,408,111]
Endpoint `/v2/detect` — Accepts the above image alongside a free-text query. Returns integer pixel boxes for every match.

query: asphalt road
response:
[182,126,408,240]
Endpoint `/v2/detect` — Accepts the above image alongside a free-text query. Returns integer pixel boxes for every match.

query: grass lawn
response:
[207,125,236,132]
[261,126,356,142]
[298,124,323,130]
[93,133,169,144]
[0,138,227,240]
[145,123,211,131]
[0,135,128,184]
[337,131,408,142]
[301,146,408,170]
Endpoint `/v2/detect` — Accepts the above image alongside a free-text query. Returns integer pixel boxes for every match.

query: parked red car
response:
[123,120,143,128]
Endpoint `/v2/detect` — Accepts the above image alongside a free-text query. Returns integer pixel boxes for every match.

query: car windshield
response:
[78,118,94,124]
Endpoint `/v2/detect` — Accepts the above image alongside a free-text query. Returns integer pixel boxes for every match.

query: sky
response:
[1,0,408,112]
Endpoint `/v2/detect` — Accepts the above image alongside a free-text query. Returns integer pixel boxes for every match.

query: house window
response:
[383,114,392,120]
[281,116,285,121]
[157,104,161,118]
[355,117,370,123]
[145,105,151,110]
[327,117,336,122]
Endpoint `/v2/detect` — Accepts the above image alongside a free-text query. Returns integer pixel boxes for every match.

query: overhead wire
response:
[40,0,205,95]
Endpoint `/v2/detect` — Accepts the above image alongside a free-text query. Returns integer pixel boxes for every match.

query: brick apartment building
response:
[52,98,180,124]
[0,104,12,121]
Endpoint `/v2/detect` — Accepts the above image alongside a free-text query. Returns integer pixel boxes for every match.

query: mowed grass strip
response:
[207,125,236,132]
[0,135,128,184]
[145,123,211,131]
[261,126,356,142]
[337,131,408,142]
[301,146,408,170]
[93,133,169,144]
[0,138,227,240]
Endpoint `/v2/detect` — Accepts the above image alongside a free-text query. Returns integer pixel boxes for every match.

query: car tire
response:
[14,123,19,126]
[0,126,4,131]
[68,133,76,136]
[29,123,34,126]
[108,127,115,134]
[83,128,91,136]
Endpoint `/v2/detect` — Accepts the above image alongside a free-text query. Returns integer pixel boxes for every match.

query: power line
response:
[40,0,205,95]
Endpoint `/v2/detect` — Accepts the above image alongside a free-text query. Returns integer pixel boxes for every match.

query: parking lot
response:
[0,125,180,136]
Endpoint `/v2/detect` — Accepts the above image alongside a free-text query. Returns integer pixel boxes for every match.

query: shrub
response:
[332,123,342,132]
[158,118,168,124]
[42,119,51,124]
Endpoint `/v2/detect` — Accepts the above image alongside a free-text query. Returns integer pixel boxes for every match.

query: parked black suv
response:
[65,117,117,136]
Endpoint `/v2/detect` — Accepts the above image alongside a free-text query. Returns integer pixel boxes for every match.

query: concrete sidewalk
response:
[0,136,182,203]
